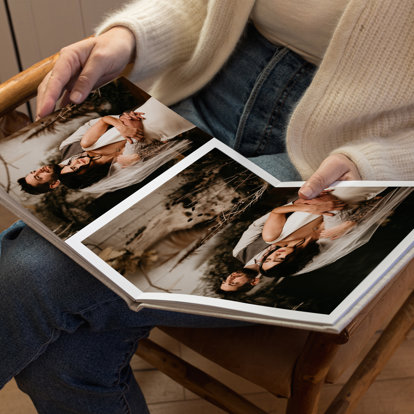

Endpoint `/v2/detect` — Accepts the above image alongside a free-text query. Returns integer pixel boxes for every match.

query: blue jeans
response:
[0,221,242,414]
[171,23,315,181]
[0,24,316,413]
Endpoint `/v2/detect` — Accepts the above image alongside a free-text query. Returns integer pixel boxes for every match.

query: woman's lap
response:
[0,222,243,414]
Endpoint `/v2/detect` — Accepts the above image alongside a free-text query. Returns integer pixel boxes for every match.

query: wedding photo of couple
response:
[82,148,414,314]
[18,97,195,195]
[0,81,209,238]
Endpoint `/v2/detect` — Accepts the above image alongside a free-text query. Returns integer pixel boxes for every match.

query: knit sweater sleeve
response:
[95,0,254,105]
[286,0,414,180]
[331,132,414,180]
[95,0,208,83]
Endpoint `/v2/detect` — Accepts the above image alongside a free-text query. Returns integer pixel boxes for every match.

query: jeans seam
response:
[120,388,133,414]
[75,296,122,317]
[233,47,289,151]
[4,328,60,388]
[256,62,310,155]
[117,337,144,414]
[5,298,123,387]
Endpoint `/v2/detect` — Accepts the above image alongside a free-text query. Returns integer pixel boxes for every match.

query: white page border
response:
[66,141,414,331]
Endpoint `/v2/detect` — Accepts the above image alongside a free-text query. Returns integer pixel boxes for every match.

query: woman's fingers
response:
[36,38,97,119]
[299,154,362,199]
[121,112,132,120]
[131,111,146,120]
[36,71,57,119]
[36,27,136,119]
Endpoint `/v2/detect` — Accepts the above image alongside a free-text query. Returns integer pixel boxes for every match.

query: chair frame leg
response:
[325,291,414,414]
[286,330,348,414]
[136,338,268,414]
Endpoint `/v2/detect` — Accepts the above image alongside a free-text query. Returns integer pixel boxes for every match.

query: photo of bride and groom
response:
[219,187,395,292]
[18,97,195,195]
[81,148,414,314]
[0,80,209,238]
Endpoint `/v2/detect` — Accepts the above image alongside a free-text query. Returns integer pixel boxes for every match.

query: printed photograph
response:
[81,148,414,315]
[0,79,210,238]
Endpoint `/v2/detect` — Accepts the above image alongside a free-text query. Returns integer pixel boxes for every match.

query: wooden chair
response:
[1,55,414,414]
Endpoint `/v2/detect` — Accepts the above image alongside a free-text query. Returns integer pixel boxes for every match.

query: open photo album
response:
[1,78,413,333]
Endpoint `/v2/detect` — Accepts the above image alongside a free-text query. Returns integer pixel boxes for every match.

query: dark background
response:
[202,188,414,314]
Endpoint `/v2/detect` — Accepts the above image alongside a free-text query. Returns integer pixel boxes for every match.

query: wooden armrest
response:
[0,53,58,117]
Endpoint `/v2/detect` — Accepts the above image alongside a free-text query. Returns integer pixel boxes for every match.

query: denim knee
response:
[15,326,151,414]
[0,223,118,310]
[1,225,77,308]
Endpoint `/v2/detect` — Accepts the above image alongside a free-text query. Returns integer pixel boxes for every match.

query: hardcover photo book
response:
[1,78,413,333]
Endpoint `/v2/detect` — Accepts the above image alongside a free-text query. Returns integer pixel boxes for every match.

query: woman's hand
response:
[293,193,346,216]
[36,27,136,119]
[118,118,144,142]
[299,154,361,200]
[116,123,141,143]
[116,153,140,167]
[119,111,145,141]
[99,115,143,143]
[320,221,356,240]
[120,111,146,121]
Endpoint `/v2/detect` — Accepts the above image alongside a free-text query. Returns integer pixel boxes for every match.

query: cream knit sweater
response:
[97,0,414,181]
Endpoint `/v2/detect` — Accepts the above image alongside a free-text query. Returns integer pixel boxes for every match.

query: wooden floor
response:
[1,206,413,413]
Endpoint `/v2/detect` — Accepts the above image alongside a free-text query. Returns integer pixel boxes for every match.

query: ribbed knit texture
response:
[96,0,254,105]
[97,0,414,180]
[287,0,414,180]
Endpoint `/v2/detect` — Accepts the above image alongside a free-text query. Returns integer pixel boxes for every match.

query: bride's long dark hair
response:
[259,241,320,280]
[58,158,111,189]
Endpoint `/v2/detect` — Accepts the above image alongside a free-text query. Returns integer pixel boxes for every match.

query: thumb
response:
[299,155,351,199]
[299,170,330,199]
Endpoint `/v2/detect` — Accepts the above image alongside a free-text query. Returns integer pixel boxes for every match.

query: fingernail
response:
[299,186,313,199]
[70,91,83,103]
